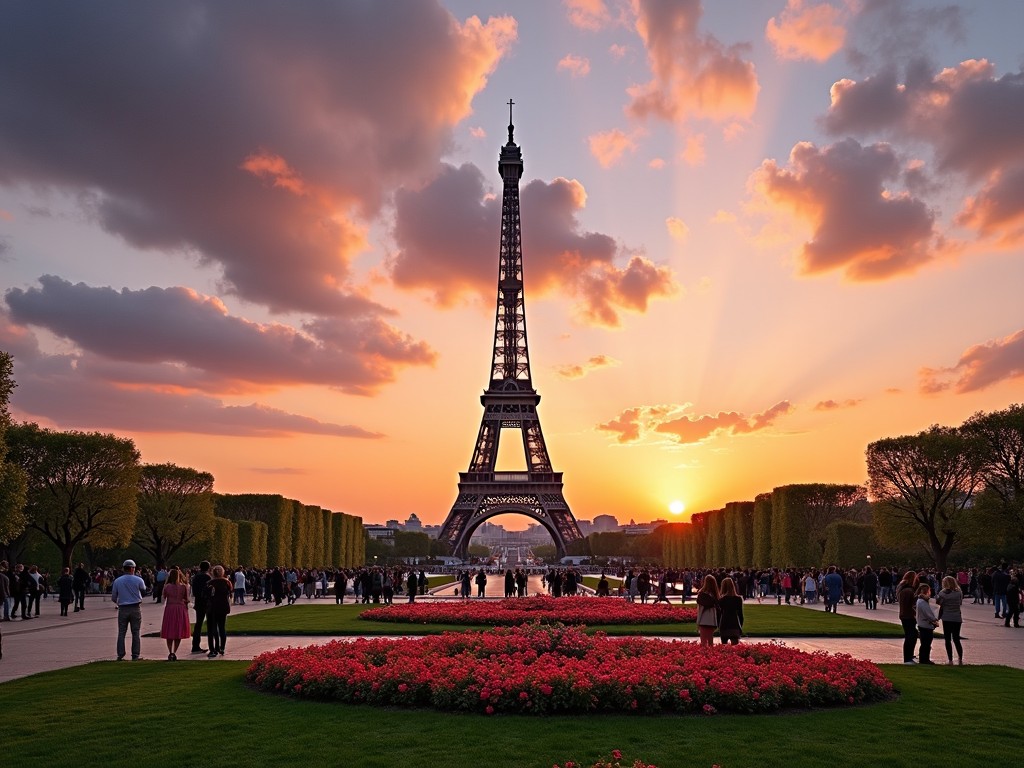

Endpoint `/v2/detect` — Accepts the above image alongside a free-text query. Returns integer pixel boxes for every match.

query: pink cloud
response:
[564,0,612,30]
[0,4,516,317]
[956,165,1024,245]
[823,60,1024,245]
[588,129,639,167]
[919,328,1024,394]
[0,314,382,438]
[750,138,939,280]
[389,163,677,327]
[598,400,794,444]
[680,133,706,166]
[558,54,591,78]
[627,0,759,123]
[814,398,862,411]
[765,0,847,62]
[555,354,620,380]
[5,276,435,396]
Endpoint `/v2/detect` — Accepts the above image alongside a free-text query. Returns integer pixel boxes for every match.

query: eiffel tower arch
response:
[438,103,584,561]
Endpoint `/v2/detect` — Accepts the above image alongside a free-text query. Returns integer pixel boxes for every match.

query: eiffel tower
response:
[438,101,584,561]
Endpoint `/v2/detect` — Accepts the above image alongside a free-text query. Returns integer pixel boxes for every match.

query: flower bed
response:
[246,624,893,715]
[360,595,696,626]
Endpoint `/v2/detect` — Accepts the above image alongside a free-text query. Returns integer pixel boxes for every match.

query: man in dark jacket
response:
[190,560,211,653]
[72,563,90,612]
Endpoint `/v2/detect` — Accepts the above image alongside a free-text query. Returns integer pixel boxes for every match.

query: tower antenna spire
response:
[507,98,515,143]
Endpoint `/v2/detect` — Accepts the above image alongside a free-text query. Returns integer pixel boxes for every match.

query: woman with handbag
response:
[695,574,720,646]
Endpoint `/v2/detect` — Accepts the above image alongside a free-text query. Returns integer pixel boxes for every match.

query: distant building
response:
[592,514,618,532]
[404,513,423,531]
[385,519,400,529]
[364,525,395,544]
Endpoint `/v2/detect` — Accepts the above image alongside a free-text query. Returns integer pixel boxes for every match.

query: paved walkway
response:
[1,591,1020,684]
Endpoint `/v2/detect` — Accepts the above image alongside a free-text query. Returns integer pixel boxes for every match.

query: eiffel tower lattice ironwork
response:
[438,102,584,560]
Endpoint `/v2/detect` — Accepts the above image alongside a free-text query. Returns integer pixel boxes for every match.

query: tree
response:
[134,463,216,567]
[6,423,141,568]
[0,351,28,544]
[867,425,982,573]
[392,530,430,559]
[961,404,1024,541]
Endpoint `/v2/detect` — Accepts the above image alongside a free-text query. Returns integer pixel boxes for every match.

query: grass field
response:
[222,602,904,637]
[0,661,1015,768]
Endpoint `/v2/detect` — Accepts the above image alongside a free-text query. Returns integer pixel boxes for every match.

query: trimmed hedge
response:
[237,519,268,568]
[214,494,294,566]
[752,493,772,567]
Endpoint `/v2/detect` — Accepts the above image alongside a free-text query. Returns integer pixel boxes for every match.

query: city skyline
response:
[1,2,1022,533]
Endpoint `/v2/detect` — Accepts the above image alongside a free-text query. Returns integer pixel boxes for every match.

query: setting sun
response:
[668,500,685,516]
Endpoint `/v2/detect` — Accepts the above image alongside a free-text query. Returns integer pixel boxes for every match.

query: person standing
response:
[695,574,720,647]
[205,565,232,657]
[915,583,939,664]
[822,566,843,613]
[72,563,89,612]
[334,571,347,605]
[110,559,147,661]
[232,567,246,605]
[718,577,744,645]
[475,568,487,598]
[935,576,965,664]
[189,561,211,654]
[57,567,74,617]
[160,568,191,660]
[1005,576,1021,628]
[406,569,417,603]
[153,566,168,603]
[897,571,920,664]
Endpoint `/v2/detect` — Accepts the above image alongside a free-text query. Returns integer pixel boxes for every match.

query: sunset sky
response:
[1,1,1022,532]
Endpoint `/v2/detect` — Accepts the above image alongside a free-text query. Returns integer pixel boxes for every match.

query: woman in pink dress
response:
[160,568,191,660]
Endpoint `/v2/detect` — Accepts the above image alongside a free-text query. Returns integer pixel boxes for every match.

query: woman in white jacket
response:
[915,583,940,665]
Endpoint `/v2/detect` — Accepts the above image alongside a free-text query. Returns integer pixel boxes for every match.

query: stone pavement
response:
[1,589,1020,685]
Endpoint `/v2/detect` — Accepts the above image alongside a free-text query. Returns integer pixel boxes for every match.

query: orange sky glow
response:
[1,1,1022,533]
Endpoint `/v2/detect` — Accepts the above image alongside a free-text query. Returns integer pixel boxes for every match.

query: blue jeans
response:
[116,604,142,659]
[993,593,1007,616]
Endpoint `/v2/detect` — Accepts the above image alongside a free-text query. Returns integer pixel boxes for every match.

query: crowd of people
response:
[0,557,1019,664]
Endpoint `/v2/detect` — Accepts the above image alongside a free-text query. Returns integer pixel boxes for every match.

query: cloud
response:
[388,162,677,327]
[666,217,690,241]
[814,398,862,411]
[765,0,847,62]
[919,328,1024,394]
[822,59,1024,244]
[5,276,435,396]
[598,400,793,444]
[750,138,939,280]
[680,133,706,166]
[558,54,591,78]
[588,129,640,167]
[648,157,666,169]
[0,3,516,316]
[469,127,487,139]
[609,44,629,59]
[845,0,964,73]
[555,354,620,380]
[956,165,1024,245]
[564,0,613,30]
[0,318,382,438]
[626,0,759,123]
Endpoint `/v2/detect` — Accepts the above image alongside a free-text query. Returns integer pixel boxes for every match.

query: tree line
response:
[563,405,1023,573]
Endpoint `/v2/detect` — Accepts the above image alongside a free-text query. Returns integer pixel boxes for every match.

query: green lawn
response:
[223,602,903,638]
[0,661,1015,767]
